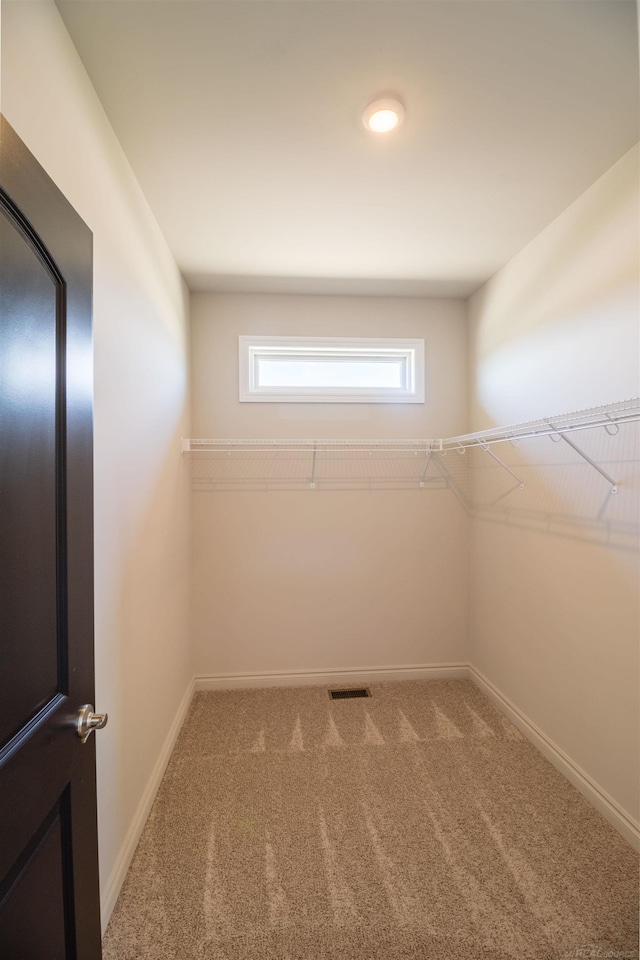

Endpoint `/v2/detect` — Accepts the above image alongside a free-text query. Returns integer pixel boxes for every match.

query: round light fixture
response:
[362,98,405,134]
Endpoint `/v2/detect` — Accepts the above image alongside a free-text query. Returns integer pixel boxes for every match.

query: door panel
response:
[0,116,101,958]
[0,203,61,747]
[0,796,71,960]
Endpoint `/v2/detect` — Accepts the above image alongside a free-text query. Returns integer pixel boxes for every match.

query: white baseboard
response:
[195,661,468,691]
[469,665,640,851]
[99,677,195,933]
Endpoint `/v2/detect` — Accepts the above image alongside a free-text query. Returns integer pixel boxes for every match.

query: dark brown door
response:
[0,117,102,958]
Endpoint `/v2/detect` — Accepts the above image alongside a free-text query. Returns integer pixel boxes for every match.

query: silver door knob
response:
[77,704,108,743]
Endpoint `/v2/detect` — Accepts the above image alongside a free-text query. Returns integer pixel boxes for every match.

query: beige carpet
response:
[103,680,639,959]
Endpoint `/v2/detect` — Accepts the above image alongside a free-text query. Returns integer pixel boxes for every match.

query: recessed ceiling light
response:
[362,98,405,134]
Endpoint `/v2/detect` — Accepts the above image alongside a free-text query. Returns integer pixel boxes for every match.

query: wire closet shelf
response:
[182,398,640,491]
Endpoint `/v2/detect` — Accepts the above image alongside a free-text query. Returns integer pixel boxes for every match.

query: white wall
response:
[1,0,192,926]
[468,145,640,827]
[191,294,469,680]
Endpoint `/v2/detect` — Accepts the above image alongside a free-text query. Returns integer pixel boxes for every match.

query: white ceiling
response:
[56,0,639,297]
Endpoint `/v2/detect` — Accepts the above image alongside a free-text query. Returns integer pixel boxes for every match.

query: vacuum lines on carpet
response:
[103,679,639,960]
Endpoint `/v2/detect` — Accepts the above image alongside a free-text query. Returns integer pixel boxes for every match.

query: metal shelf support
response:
[418,449,433,488]
[479,442,525,491]
[548,424,618,493]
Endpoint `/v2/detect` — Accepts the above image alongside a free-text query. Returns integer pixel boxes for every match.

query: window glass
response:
[257,358,404,390]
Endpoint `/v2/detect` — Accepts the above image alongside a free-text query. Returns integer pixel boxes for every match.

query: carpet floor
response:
[102,680,639,959]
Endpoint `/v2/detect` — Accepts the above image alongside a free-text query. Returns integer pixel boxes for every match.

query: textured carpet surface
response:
[103,680,639,959]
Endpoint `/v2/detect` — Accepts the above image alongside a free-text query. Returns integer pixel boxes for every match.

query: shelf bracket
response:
[419,448,433,488]
[479,442,525,490]
[310,442,317,489]
[547,424,618,493]
[489,481,525,507]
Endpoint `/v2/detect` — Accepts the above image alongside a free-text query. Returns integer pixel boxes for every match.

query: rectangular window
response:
[239,336,425,403]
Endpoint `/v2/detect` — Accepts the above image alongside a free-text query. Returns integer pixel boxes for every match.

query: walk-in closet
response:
[1,1,638,957]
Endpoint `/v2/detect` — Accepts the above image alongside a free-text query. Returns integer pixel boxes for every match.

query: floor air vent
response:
[329,688,371,700]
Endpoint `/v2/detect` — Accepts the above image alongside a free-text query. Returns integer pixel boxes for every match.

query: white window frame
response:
[239,336,425,404]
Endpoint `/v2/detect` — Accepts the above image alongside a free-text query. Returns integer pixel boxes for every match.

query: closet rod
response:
[182,398,640,455]
[445,400,640,450]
